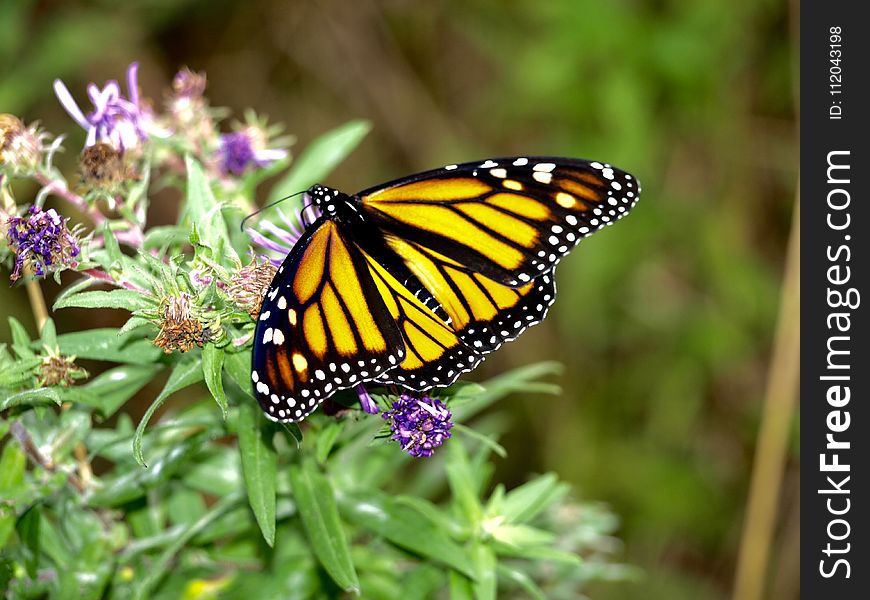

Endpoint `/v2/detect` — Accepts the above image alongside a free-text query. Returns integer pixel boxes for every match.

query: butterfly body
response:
[252,157,640,422]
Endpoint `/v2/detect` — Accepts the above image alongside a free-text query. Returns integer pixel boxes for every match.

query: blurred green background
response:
[0,0,798,598]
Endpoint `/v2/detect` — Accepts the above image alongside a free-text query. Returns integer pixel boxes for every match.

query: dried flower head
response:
[5,206,81,282]
[227,257,277,318]
[382,394,454,458]
[79,142,126,188]
[38,348,88,387]
[53,62,153,153]
[1,114,45,174]
[153,293,207,353]
[165,67,216,153]
[172,67,207,98]
[217,128,288,177]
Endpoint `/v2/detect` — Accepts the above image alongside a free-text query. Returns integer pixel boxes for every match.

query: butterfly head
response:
[306,184,358,220]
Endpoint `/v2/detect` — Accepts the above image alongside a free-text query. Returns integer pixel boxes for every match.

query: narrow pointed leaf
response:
[269,120,371,202]
[339,490,475,578]
[289,457,359,592]
[237,402,277,547]
[202,344,227,418]
[133,358,204,466]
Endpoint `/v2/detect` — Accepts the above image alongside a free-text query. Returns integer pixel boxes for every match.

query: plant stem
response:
[732,192,800,600]
[25,279,49,333]
[34,171,106,225]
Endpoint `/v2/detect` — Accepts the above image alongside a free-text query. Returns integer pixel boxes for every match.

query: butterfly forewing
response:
[252,220,405,422]
[358,157,640,287]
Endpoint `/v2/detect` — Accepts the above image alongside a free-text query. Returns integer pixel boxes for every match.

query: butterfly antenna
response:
[240,190,307,232]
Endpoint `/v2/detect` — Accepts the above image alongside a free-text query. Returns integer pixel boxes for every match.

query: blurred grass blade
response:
[289,456,359,592]
[495,564,546,600]
[445,440,482,526]
[269,120,371,203]
[133,358,204,466]
[237,402,277,547]
[471,542,497,600]
[500,473,568,524]
[202,344,227,419]
[449,571,474,600]
[339,490,475,578]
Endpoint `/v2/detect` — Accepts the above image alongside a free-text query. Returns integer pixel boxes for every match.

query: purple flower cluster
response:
[382,394,454,458]
[53,62,151,152]
[6,206,80,281]
[217,130,288,177]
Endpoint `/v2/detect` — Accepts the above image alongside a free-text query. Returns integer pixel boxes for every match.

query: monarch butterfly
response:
[251,157,640,422]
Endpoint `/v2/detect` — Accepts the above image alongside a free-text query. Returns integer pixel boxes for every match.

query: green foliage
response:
[1,105,630,598]
[0,1,796,596]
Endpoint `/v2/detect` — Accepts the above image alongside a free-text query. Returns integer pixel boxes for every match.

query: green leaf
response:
[315,421,344,464]
[89,433,207,507]
[53,289,156,312]
[101,221,123,267]
[184,155,237,263]
[16,505,41,578]
[454,424,506,459]
[0,387,62,411]
[54,329,162,365]
[237,402,277,547]
[449,571,474,600]
[61,363,162,417]
[132,492,242,600]
[142,225,190,250]
[39,318,57,348]
[7,317,34,358]
[202,344,227,419]
[289,457,359,592]
[269,120,371,203]
[339,490,475,578]
[223,349,252,393]
[500,473,568,524]
[495,565,546,600]
[471,542,497,600]
[0,356,41,388]
[446,440,482,526]
[0,443,26,547]
[133,358,204,466]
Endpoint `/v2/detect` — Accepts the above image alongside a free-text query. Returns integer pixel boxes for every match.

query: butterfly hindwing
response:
[358,157,639,287]
[361,250,485,391]
[252,220,405,422]
[379,235,557,353]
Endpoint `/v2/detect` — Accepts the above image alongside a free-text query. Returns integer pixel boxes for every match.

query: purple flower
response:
[53,63,151,152]
[356,384,379,414]
[245,203,321,266]
[5,206,80,282]
[382,394,454,458]
[217,130,288,177]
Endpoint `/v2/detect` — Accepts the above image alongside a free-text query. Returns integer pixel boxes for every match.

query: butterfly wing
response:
[360,249,485,391]
[358,157,640,287]
[378,234,557,353]
[251,219,405,422]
